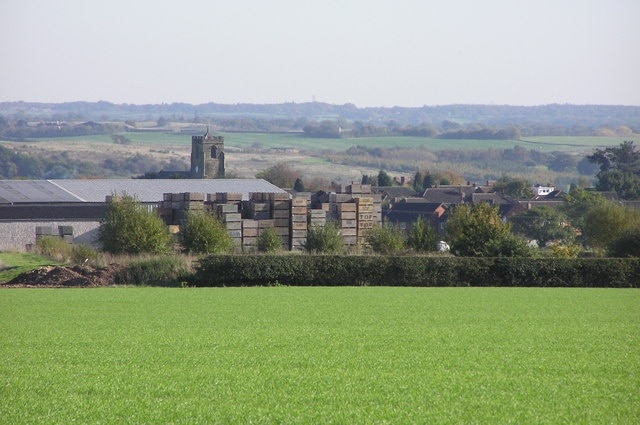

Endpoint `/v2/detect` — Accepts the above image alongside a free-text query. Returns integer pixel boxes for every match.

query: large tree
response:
[445,202,529,257]
[588,141,640,199]
[510,206,574,247]
[558,187,608,240]
[583,203,640,249]
[493,176,535,199]
[255,162,299,188]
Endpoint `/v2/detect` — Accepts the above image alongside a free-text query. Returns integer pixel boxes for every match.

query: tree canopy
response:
[588,141,640,199]
[510,206,574,247]
[446,202,529,257]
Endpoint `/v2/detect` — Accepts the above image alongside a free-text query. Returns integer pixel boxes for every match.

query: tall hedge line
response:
[192,255,640,288]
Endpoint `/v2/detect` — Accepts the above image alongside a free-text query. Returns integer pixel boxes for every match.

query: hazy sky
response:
[1,0,638,107]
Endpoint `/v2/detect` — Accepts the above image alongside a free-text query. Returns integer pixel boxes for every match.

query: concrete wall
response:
[0,221,101,251]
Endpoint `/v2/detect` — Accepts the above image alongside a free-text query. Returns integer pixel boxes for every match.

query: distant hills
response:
[1,101,639,129]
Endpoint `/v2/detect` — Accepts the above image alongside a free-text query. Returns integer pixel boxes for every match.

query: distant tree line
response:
[300,119,633,140]
[2,101,638,129]
[0,144,188,179]
[0,116,124,140]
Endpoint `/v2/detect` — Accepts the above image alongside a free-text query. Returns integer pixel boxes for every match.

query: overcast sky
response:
[1,0,638,107]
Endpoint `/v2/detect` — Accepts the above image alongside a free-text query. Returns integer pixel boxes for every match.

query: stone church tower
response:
[190,127,225,179]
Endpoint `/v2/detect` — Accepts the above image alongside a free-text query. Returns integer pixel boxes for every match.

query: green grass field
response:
[0,252,58,282]
[31,132,626,153]
[1,287,638,424]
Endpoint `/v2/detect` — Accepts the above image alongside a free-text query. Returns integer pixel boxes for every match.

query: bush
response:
[191,255,640,288]
[99,194,171,255]
[71,244,99,265]
[364,224,405,255]
[36,236,72,262]
[608,227,640,257]
[406,217,437,252]
[180,211,233,254]
[304,223,344,254]
[257,227,282,253]
[114,255,192,286]
[446,203,528,257]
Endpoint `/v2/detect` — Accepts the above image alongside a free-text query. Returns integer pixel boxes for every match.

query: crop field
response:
[1,287,638,424]
[28,132,625,153]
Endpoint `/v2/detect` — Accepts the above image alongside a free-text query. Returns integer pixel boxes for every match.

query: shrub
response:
[549,244,582,258]
[114,255,192,286]
[71,244,99,265]
[257,227,282,253]
[304,222,344,254]
[446,203,528,257]
[192,255,640,288]
[36,236,72,262]
[364,224,405,255]
[180,211,233,254]
[406,217,437,252]
[99,194,171,255]
[608,227,640,257]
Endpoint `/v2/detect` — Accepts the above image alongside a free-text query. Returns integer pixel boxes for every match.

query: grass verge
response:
[0,251,59,282]
[1,287,638,424]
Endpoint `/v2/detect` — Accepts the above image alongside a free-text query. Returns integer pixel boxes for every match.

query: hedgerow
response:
[191,255,640,288]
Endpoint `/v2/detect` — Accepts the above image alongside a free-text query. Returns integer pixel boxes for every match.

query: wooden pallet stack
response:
[336,202,357,246]
[291,197,308,251]
[309,209,326,227]
[159,192,206,225]
[271,193,292,251]
[355,197,375,245]
[241,219,259,253]
[216,203,242,250]
[246,192,272,220]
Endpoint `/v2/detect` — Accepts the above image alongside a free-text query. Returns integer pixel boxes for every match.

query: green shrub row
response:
[114,256,192,287]
[192,255,640,288]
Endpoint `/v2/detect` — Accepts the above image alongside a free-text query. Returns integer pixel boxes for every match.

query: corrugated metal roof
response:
[0,179,286,204]
[0,180,83,203]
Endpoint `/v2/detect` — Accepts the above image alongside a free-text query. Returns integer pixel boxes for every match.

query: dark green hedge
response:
[191,255,640,288]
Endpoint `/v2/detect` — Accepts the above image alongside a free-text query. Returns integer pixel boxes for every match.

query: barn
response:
[0,179,286,251]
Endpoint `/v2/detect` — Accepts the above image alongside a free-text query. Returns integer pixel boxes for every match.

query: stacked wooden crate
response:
[355,197,375,245]
[159,192,205,224]
[58,226,74,243]
[246,192,272,220]
[309,209,326,227]
[291,197,308,251]
[241,219,259,252]
[216,203,242,250]
[336,202,357,246]
[209,192,242,205]
[271,193,292,251]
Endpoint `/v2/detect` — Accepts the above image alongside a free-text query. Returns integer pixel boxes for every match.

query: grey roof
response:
[0,179,286,204]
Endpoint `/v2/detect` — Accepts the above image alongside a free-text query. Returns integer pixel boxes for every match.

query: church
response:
[157,128,225,179]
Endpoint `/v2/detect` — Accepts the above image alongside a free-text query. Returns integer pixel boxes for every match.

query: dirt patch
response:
[1,264,124,288]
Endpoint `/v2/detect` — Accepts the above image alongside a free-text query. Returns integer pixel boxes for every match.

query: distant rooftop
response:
[0,179,286,204]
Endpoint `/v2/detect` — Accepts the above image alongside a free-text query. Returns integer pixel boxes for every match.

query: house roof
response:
[471,193,516,205]
[0,179,286,204]
[421,186,481,204]
[373,186,418,199]
[385,201,446,223]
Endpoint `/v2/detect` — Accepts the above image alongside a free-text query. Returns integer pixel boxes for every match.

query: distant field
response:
[28,132,627,153]
[1,287,638,424]
[225,134,624,153]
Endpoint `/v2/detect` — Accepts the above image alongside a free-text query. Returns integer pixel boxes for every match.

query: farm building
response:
[0,179,285,251]
[0,179,384,252]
